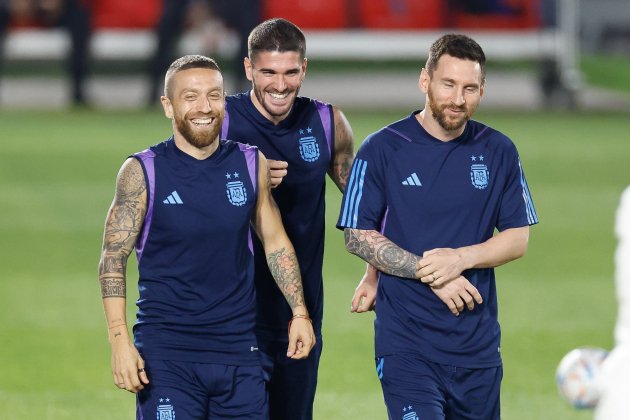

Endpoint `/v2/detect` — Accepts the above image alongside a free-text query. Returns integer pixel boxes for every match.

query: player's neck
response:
[173,133,220,160]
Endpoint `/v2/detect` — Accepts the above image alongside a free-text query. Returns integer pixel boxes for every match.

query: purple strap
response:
[221,106,230,140]
[315,100,333,158]
[133,149,156,263]
[237,143,258,255]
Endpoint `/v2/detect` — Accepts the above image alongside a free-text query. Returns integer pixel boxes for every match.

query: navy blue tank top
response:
[132,138,260,365]
[222,93,334,339]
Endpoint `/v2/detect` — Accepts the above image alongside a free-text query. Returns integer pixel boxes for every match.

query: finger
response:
[359,295,376,312]
[138,366,150,385]
[422,248,440,257]
[466,284,483,304]
[351,291,364,312]
[453,295,465,313]
[269,169,288,178]
[286,337,297,357]
[462,292,475,311]
[268,159,288,169]
[446,299,460,316]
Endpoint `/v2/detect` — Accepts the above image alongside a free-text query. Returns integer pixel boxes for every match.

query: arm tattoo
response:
[344,229,418,279]
[329,109,354,192]
[98,159,146,299]
[266,247,305,310]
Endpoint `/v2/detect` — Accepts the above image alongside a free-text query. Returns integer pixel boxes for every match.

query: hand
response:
[351,266,378,313]
[417,248,467,287]
[267,159,288,188]
[110,336,149,393]
[430,275,483,316]
[286,315,316,359]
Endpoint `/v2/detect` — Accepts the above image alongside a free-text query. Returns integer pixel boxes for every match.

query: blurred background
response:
[1,0,629,110]
[1,0,629,419]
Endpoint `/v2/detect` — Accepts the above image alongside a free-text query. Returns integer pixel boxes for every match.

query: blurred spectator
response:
[0,0,91,105]
[147,0,260,104]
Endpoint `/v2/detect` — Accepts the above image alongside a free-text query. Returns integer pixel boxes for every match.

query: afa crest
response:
[299,136,320,162]
[470,163,489,189]
[226,180,247,206]
[157,400,175,420]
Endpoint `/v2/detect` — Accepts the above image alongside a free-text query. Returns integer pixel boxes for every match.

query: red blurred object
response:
[357,0,443,29]
[92,0,162,29]
[263,0,347,29]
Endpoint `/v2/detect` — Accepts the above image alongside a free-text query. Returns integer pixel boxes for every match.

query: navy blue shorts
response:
[257,335,323,420]
[376,354,502,420]
[136,359,268,420]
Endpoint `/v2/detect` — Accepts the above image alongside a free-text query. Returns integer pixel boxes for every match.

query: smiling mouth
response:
[268,91,290,100]
[191,117,214,127]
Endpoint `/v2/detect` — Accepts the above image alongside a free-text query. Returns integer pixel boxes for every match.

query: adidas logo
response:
[163,191,183,204]
[402,173,422,186]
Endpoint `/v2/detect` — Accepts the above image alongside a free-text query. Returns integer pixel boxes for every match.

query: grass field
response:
[1,108,629,419]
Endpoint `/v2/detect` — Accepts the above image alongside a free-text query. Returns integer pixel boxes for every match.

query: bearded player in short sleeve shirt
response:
[337,34,538,420]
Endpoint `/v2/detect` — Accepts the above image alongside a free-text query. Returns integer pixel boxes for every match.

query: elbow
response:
[343,228,361,257]
[343,228,354,254]
[514,231,530,260]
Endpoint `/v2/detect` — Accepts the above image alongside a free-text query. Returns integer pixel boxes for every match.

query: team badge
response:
[156,397,175,420]
[225,172,247,206]
[226,181,247,206]
[470,155,489,189]
[401,405,419,420]
[298,128,320,162]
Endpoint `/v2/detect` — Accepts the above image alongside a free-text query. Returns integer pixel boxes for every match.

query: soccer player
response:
[337,34,538,419]
[98,55,314,419]
[220,18,372,419]
[595,186,630,420]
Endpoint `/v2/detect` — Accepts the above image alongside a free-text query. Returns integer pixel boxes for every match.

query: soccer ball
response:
[556,347,608,409]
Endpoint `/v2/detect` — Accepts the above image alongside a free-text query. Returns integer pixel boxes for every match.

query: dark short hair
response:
[248,18,306,61]
[425,34,486,83]
[164,55,221,98]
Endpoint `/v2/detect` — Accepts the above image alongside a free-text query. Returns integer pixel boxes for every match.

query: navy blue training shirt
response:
[222,93,334,340]
[337,112,538,368]
[132,138,260,365]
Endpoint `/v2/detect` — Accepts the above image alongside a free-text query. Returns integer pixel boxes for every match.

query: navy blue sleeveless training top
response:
[132,137,260,365]
[222,93,334,340]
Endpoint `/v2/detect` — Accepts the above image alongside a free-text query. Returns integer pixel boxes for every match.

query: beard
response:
[251,78,301,119]
[427,88,476,132]
[173,110,222,149]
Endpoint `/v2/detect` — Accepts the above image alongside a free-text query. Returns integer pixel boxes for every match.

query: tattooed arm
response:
[251,151,315,358]
[344,228,483,316]
[328,106,355,192]
[98,157,149,392]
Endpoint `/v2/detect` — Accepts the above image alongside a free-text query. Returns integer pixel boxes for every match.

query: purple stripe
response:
[238,143,258,194]
[315,100,333,158]
[134,149,156,263]
[237,141,257,256]
[221,107,230,139]
[380,206,389,233]
[473,126,489,141]
[384,127,413,143]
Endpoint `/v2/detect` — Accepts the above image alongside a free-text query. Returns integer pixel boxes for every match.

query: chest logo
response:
[226,172,247,206]
[298,128,320,162]
[470,155,489,190]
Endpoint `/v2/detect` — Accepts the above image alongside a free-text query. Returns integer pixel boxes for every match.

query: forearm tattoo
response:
[99,160,146,299]
[344,229,418,279]
[330,110,354,192]
[266,247,305,310]
[332,152,353,192]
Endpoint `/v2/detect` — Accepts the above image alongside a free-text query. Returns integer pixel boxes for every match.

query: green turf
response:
[0,108,628,419]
